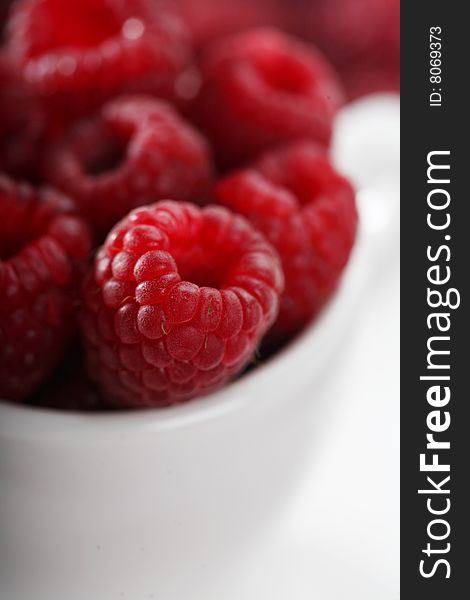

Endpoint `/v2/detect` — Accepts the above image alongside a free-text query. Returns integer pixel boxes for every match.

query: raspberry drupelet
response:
[80,200,284,408]
[193,27,344,168]
[216,142,357,340]
[6,0,195,121]
[0,175,92,402]
[43,95,214,239]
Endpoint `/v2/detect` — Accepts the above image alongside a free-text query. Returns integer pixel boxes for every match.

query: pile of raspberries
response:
[0,0,360,410]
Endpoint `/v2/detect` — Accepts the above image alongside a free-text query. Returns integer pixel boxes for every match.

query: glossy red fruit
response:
[6,0,196,124]
[43,95,214,239]
[216,142,358,340]
[193,27,344,168]
[168,0,285,49]
[289,0,400,100]
[81,200,283,408]
[0,175,92,402]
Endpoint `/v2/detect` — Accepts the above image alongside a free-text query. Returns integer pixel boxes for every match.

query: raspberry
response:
[216,142,357,340]
[6,0,195,122]
[0,175,92,402]
[193,27,344,168]
[43,95,214,239]
[80,200,283,408]
[338,61,400,101]
[0,53,45,180]
[291,0,400,100]
[299,0,400,68]
[168,0,285,49]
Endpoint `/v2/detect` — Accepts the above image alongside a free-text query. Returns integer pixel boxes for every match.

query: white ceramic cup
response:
[0,96,399,600]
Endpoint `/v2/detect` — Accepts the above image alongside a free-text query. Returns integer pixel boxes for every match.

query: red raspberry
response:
[80,200,283,408]
[300,0,400,68]
[168,0,285,49]
[0,53,45,180]
[0,175,92,402]
[193,27,344,168]
[216,142,357,340]
[43,95,214,239]
[338,61,400,101]
[290,0,400,100]
[6,0,195,122]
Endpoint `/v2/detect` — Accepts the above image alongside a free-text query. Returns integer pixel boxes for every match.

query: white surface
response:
[0,94,400,600]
